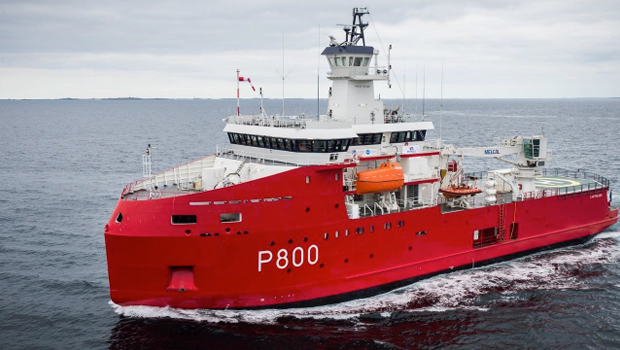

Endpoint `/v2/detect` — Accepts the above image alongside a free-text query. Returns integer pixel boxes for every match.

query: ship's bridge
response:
[322,45,389,80]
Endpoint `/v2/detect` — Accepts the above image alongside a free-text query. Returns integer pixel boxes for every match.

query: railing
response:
[383,113,428,124]
[542,168,611,189]
[217,146,350,167]
[226,115,314,129]
[329,65,390,78]
[519,182,607,201]
[123,154,216,197]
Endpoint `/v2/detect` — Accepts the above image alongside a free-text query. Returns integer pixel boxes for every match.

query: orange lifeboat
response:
[439,184,482,198]
[355,162,404,195]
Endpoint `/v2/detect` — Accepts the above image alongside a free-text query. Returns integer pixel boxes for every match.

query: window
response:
[277,138,285,150]
[284,139,293,151]
[340,57,346,66]
[398,220,405,228]
[341,139,350,151]
[354,57,362,66]
[172,215,197,225]
[326,140,335,152]
[257,136,265,148]
[298,140,311,152]
[312,140,326,152]
[334,57,340,66]
[384,222,392,230]
[250,135,258,147]
[328,57,335,66]
[417,130,427,141]
[352,133,382,146]
[390,132,407,143]
[220,213,242,223]
[362,57,370,66]
[349,57,354,66]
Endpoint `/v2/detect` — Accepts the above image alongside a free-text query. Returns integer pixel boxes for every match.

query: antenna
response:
[317,24,321,119]
[422,64,426,117]
[276,32,293,116]
[415,62,418,114]
[402,60,406,114]
[440,61,444,146]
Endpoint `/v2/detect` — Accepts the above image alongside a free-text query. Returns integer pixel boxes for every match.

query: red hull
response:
[105,165,617,309]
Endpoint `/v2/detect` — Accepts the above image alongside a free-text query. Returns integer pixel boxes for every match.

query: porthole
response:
[115,212,123,223]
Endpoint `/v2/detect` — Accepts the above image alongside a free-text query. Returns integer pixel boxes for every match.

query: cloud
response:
[0,0,619,98]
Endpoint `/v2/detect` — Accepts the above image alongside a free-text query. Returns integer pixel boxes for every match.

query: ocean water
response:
[0,98,619,350]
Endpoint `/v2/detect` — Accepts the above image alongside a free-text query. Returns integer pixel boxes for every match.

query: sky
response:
[1,0,619,99]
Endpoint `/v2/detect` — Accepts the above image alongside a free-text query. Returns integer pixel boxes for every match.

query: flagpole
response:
[236,69,240,116]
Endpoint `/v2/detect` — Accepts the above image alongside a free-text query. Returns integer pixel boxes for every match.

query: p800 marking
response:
[258,245,319,272]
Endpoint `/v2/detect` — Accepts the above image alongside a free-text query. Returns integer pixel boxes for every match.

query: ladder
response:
[498,203,506,242]
[234,156,249,174]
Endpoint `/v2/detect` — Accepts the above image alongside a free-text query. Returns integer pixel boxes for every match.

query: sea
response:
[0,98,619,350]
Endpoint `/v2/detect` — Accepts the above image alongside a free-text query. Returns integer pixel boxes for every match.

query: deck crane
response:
[440,135,549,202]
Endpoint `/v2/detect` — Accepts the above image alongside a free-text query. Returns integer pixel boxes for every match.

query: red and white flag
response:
[238,76,256,91]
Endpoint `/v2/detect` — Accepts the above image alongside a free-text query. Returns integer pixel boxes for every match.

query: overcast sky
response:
[1,0,619,99]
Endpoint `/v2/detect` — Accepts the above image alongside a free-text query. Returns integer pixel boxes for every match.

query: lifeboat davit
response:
[439,184,483,198]
[355,162,404,195]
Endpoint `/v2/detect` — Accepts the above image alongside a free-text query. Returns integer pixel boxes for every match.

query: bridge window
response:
[340,57,346,66]
[352,133,382,146]
[354,57,363,66]
[388,130,427,143]
[298,140,311,152]
[312,140,326,152]
[229,133,351,153]
[363,57,370,66]
[417,130,427,141]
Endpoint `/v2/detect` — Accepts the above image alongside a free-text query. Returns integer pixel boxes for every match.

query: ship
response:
[104,8,618,309]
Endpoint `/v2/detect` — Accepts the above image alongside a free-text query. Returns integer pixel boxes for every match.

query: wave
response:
[111,230,620,324]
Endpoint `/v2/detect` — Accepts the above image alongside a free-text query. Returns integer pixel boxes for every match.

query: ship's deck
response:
[534,172,607,196]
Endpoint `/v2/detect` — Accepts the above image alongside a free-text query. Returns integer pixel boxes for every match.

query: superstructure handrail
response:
[216,145,351,167]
